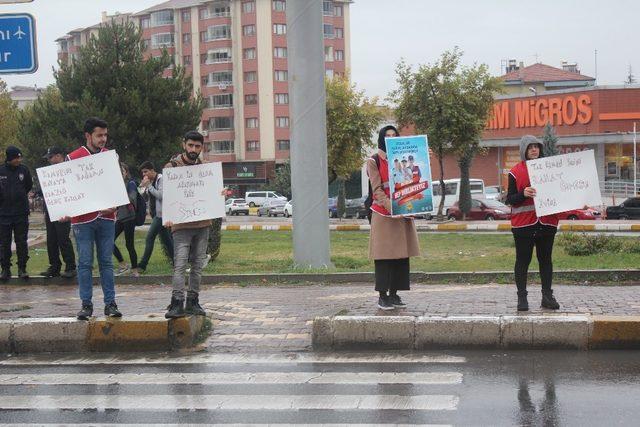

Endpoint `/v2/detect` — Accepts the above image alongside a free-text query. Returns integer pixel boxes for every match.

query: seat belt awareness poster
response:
[385,135,433,216]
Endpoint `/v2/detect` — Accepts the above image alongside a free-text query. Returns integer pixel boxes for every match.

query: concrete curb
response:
[0,315,209,354]
[313,315,640,350]
[6,269,640,286]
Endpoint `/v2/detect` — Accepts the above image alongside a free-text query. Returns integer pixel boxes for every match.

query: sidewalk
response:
[2,282,639,352]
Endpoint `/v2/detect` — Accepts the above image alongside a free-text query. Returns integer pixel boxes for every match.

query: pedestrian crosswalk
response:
[0,353,466,425]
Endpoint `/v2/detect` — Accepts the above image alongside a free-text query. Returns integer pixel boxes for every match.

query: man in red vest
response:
[66,118,122,320]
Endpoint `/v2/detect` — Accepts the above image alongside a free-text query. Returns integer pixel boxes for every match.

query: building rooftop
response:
[133,0,208,16]
[501,63,595,84]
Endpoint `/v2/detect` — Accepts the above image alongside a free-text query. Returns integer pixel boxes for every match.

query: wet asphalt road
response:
[0,350,639,425]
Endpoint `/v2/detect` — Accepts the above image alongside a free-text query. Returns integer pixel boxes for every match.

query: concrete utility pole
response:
[287,0,332,268]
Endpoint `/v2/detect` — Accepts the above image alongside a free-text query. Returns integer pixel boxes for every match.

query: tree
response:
[0,80,20,156]
[390,48,501,219]
[326,74,382,217]
[271,161,292,199]
[542,122,560,157]
[41,20,204,170]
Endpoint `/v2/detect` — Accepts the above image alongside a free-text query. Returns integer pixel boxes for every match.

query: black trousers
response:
[45,214,76,272]
[113,220,137,268]
[0,217,29,270]
[512,224,557,294]
[374,258,410,292]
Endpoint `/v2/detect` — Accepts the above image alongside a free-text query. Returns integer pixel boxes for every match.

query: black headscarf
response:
[377,125,399,153]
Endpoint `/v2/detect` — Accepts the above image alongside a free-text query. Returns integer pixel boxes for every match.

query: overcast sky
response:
[2,0,639,100]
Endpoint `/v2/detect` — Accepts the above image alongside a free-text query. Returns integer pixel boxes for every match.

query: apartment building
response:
[57,0,352,193]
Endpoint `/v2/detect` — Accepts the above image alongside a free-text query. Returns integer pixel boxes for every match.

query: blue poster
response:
[385,135,433,216]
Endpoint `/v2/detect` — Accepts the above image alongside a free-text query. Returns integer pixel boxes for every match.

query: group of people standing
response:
[367,126,561,312]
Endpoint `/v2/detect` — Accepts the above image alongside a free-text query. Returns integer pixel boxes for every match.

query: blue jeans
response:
[72,218,116,305]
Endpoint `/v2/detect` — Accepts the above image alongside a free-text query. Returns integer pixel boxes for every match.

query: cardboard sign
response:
[526,150,602,217]
[162,162,225,225]
[385,135,433,216]
[37,150,129,221]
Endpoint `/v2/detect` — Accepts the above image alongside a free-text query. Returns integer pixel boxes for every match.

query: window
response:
[277,140,290,151]
[204,48,231,64]
[151,33,174,48]
[275,93,289,104]
[242,1,255,13]
[334,5,343,16]
[274,47,287,58]
[276,117,289,128]
[208,116,234,130]
[247,141,260,151]
[325,69,334,78]
[209,94,233,108]
[140,17,150,29]
[323,24,334,38]
[242,25,256,36]
[275,70,288,81]
[334,50,344,61]
[324,46,333,62]
[204,24,231,41]
[142,39,151,49]
[244,71,257,83]
[273,0,286,11]
[182,33,191,44]
[245,94,258,105]
[182,10,191,22]
[150,10,174,27]
[212,140,234,154]
[273,24,286,35]
[201,4,231,19]
[335,27,344,39]
[246,118,259,128]
[183,55,191,65]
[207,71,233,85]
[323,1,334,16]
[243,48,256,60]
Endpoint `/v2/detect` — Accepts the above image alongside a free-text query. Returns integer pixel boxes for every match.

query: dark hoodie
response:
[0,160,33,220]
[505,135,544,206]
[377,125,399,153]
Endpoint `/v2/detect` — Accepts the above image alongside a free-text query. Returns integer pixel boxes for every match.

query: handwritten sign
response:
[36,150,129,221]
[162,162,225,225]
[526,150,602,217]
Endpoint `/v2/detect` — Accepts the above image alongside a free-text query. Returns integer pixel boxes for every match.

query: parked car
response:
[328,197,361,218]
[447,198,511,221]
[354,196,369,219]
[284,200,293,217]
[257,199,287,217]
[557,208,601,220]
[484,185,501,200]
[430,178,485,217]
[606,197,640,219]
[245,191,287,207]
[225,198,249,216]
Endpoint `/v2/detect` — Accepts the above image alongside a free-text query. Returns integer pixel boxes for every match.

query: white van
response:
[244,191,287,207]
[429,178,485,217]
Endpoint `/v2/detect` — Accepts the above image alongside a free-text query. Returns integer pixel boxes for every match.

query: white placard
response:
[526,150,602,217]
[37,150,129,221]
[162,162,225,225]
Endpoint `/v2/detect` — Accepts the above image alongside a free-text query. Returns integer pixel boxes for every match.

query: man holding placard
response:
[66,118,122,320]
[163,131,224,319]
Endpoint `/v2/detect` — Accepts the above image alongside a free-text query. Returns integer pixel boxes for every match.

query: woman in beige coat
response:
[367,125,420,310]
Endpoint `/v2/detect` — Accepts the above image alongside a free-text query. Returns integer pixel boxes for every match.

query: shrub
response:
[557,233,623,256]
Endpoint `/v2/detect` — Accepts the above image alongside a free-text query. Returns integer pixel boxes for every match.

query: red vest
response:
[370,155,391,216]
[66,146,117,225]
[509,161,558,228]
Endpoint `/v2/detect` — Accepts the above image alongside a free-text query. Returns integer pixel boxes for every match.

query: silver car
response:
[257,199,288,217]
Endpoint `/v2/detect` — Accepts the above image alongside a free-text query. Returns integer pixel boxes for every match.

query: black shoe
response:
[61,269,77,279]
[517,294,529,311]
[377,296,395,311]
[40,267,60,278]
[18,269,29,280]
[185,293,206,316]
[77,302,93,320]
[165,297,185,319]
[0,268,10,282]
[389,294,407,308]
[541,292,560,310]
[104,302,122,317]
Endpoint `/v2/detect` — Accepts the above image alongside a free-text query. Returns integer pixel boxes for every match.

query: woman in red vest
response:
[505,135,560,311]
[367,125,420,310]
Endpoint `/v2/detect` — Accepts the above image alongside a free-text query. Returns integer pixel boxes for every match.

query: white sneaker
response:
[115,264,130,276]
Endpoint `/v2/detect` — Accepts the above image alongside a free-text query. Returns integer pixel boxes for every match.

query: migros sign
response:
[486,94,593,130]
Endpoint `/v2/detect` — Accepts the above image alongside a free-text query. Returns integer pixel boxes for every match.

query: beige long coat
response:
[367,151,420,260]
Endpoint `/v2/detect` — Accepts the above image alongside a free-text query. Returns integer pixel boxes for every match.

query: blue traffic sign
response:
[0,13,37,74]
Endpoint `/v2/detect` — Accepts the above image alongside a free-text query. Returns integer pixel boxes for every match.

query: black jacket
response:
[0,163,33,217]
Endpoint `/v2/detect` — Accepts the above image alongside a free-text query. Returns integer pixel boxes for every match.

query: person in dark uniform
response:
[39,147,77,279]
[0,146,33,281]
